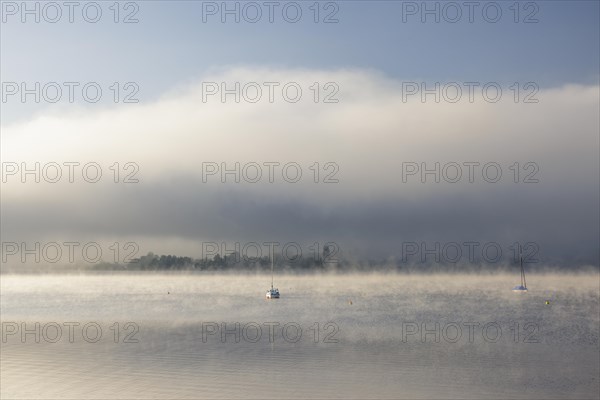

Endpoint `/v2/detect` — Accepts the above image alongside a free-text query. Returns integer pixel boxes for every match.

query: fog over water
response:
[1,273,598,399]
[2,2,599,399]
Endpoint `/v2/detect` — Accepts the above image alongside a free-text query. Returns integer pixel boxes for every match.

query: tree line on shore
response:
[111,245,341,271]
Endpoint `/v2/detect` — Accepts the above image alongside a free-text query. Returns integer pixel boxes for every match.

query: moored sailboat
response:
[266,246,280,299]
[512,244,528,293]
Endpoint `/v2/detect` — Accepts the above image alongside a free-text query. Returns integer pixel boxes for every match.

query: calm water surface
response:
[1,273,598,399]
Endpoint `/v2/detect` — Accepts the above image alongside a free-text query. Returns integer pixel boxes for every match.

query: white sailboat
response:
[512,244,528,293]
[266,246,280,299]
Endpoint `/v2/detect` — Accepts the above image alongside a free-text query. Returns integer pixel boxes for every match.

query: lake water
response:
[1,273,598,399]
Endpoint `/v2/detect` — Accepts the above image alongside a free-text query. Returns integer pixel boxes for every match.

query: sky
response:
[1,1,599,267]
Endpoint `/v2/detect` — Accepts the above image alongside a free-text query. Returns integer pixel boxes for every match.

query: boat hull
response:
[512,285,528,293]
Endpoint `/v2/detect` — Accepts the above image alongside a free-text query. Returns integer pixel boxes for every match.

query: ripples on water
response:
[1,273,598,399]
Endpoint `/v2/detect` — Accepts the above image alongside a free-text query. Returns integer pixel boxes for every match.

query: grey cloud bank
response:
[2,68,598,267]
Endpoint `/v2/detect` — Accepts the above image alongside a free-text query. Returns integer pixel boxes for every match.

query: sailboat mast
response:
[519,244,527,288]
[271,245,274,290]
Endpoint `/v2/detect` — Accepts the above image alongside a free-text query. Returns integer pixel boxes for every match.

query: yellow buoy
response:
[545,300,550,305]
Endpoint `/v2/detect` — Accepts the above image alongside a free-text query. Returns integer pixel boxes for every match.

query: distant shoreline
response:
[2,265,598,275]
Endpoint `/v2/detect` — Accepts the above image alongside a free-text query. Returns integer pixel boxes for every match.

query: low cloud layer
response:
[2,67,599,266]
